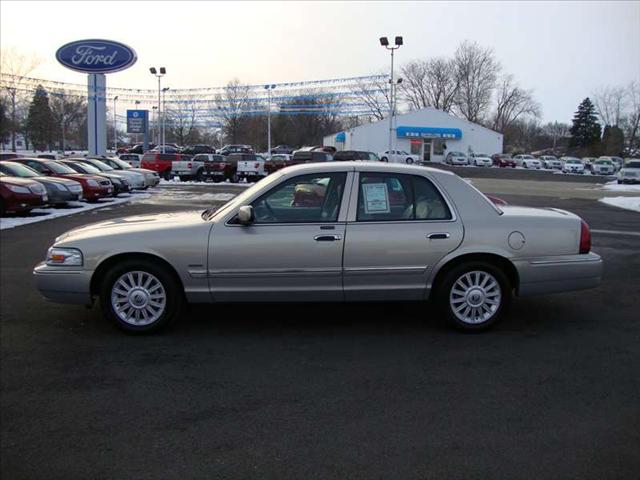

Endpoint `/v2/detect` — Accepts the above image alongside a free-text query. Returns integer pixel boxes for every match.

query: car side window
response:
[25,161,46,173]
[356,173,451,222]
[251,173,347,224]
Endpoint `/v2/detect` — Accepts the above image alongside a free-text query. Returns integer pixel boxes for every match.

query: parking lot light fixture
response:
[162,87,170,149]
[265,84,276,156]
[380,35,403,154]
[113,95,119,153]
[150,67,166,152]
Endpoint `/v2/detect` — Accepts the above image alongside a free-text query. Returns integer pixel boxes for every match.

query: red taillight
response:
[254,162,260,169]
[579,220,591,254]
[187,163,192,168]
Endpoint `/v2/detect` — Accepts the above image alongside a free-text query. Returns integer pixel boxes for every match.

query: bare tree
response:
[215,79,251,144]
[166,101,199,146]
[453,40,500,123]
[400,58,458,113]
[542,121,571,149]
[491,75,541,133]
[623,81,639,149]
[593,85,627,126]
[352,74,390,120]
[0,47,42,151]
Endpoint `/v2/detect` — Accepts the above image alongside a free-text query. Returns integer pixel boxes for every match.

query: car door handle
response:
[314,235,342,242]
[427,233,450,240]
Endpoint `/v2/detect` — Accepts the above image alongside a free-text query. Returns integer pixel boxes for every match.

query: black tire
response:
[195,169,205,182]
[406,158,414,164]
[435,261,512,332]
[230,173,239,183]
[381,157,388,162]
[0,198,5,217]
[162,170,171,181]
[617,180,622,184]
[100,259,184,334]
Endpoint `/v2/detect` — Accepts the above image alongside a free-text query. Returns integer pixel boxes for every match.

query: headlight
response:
[87,179,98,187]
[29,184,46,195]
[55,183,68,191]
[7,184,31,194]
[69,184,82,192]
[46,247,83,266]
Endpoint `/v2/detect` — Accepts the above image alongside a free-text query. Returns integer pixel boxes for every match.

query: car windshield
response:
[566,159,580,164]
[2,162,40,177]
[451,152,465,156]
[596,160,612,165]
[48,161,77,174]
[76,163,102,174]
[110,158,132,169]
[625,161,640,168]
[523,155,535,159]
[85,159,114,171]
[475,154,488,158]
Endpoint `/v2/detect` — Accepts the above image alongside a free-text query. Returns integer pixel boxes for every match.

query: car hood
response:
[127,168,157,175]
[55,210,207,244]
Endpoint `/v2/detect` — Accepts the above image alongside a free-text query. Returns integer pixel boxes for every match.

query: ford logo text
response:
[56,39,137,74]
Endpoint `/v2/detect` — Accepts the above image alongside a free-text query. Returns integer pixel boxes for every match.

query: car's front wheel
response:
[100,259,183,333]
[437,261,511,332]
[405,158,414,164]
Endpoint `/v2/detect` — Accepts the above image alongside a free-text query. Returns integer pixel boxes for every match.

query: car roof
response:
[279,161,452,177]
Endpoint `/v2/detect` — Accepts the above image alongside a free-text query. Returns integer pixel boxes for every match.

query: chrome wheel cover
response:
[449,270,502,325]
[111,271,166,326]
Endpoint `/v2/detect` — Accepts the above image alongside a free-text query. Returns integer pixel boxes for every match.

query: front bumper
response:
[514,252,603,297]
[33,262,94,305]
[619,178,640,184]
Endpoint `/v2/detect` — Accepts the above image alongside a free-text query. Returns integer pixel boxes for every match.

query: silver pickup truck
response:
[172,154,208,181]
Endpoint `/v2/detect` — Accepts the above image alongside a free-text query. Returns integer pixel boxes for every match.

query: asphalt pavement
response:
[1,178,639,479]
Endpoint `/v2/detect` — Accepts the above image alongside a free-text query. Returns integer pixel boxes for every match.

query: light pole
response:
[152,106,158,146]
[162,87,169,148]
[134,100,141,143]
[379,36,403,155]
[113,95,119,153]
[264,84,276,155]
[149,67,166,152]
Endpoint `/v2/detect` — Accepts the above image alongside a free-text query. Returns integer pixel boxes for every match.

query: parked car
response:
[118,153,142,167]
[582,157,597,172]
[0,152,20,161]
[333,151,381,162]
[140,152,193,179]
[181,145,216,155]
[218,145,253,156]
[98,157,160,188]
[59,160,129,196]
[193,154,238,182]
[378,150,416,164]
[469,153,492,167]
[37,153,61,160]
[264,154,292,175]
[491,154,516,168]
[270,145,294,155]
[445,151,469,166]
[560,157,585,174]
[539,155,563,169]
[34,162,602,333]
[0,173,48,215]
[290,150,333,165]
[0,161,82,206]
[592,159,616,175]
[599,156,624,172]
[76,158,146,190]
[231,153,267,182]
[150,144,182,154]
[9,158,113,202]
[126,143,156,155]
[616,160,640,184]
[513,154,542,169]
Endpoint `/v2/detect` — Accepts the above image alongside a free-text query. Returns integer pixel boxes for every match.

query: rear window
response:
[159,154,177,161]
[142,153,157,162]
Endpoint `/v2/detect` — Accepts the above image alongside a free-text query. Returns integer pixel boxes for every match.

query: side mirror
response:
[237,205,254,225]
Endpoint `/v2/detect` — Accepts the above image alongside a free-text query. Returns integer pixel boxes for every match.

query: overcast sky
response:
[1,0,639,122]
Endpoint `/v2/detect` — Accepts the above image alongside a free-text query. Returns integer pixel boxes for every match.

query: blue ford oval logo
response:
[56,39,137,74]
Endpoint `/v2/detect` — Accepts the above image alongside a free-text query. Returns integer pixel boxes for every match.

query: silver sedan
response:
[34,162,603,333]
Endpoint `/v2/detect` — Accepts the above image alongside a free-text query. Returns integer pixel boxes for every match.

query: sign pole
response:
[87,73,107,156]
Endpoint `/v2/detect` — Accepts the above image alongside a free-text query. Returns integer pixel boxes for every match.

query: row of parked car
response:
[0,155,160,216]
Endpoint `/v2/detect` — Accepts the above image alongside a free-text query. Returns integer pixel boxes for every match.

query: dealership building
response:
[324,107,503,163]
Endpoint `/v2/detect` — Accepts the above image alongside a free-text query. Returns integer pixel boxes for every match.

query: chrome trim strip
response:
[529,258,602,266]
[344,266,427,274]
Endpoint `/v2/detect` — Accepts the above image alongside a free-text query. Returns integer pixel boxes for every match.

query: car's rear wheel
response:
[0,198,5,216]
[437,261,511,332]
[381,157,388,162]
[100,259,183,333]
[195,169,205,182]
[406,158,414,164]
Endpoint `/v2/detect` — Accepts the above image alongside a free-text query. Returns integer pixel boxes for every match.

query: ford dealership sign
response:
[56,39,137,74]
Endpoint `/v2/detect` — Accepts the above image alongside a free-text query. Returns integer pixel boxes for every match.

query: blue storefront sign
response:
[126,110,148,134]
[396,126,462,140]
[335,131,346,143]
[56,39,137,74]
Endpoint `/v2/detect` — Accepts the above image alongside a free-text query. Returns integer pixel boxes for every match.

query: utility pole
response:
[379,36,403,156]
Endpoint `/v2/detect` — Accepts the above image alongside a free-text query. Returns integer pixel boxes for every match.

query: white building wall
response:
[324,107,503,161]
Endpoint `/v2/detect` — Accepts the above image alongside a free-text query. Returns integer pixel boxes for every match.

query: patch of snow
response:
[600,181,640,192]
[0,194,150,230]
[599,197,640,213]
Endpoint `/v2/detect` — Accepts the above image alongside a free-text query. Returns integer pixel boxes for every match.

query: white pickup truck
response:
[228,153,267,182]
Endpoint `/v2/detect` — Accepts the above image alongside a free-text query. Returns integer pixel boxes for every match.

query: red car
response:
[141,152,192,180]
[491,154,516,168]
[8,158,113,202]
[0,173,48,215]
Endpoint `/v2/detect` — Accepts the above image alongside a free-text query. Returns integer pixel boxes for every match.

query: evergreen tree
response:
[26,85,54,150]
[601,125,625,155]
[569,98,602,148]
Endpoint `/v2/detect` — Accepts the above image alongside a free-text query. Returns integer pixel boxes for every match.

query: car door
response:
[208,171,354,302]
[343,171,463,301]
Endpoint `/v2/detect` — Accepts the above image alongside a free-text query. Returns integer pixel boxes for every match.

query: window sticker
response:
[362,183,390,214]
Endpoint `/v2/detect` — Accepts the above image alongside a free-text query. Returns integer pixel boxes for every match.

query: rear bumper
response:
[33,262,93,305]
[514,252,603,297]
